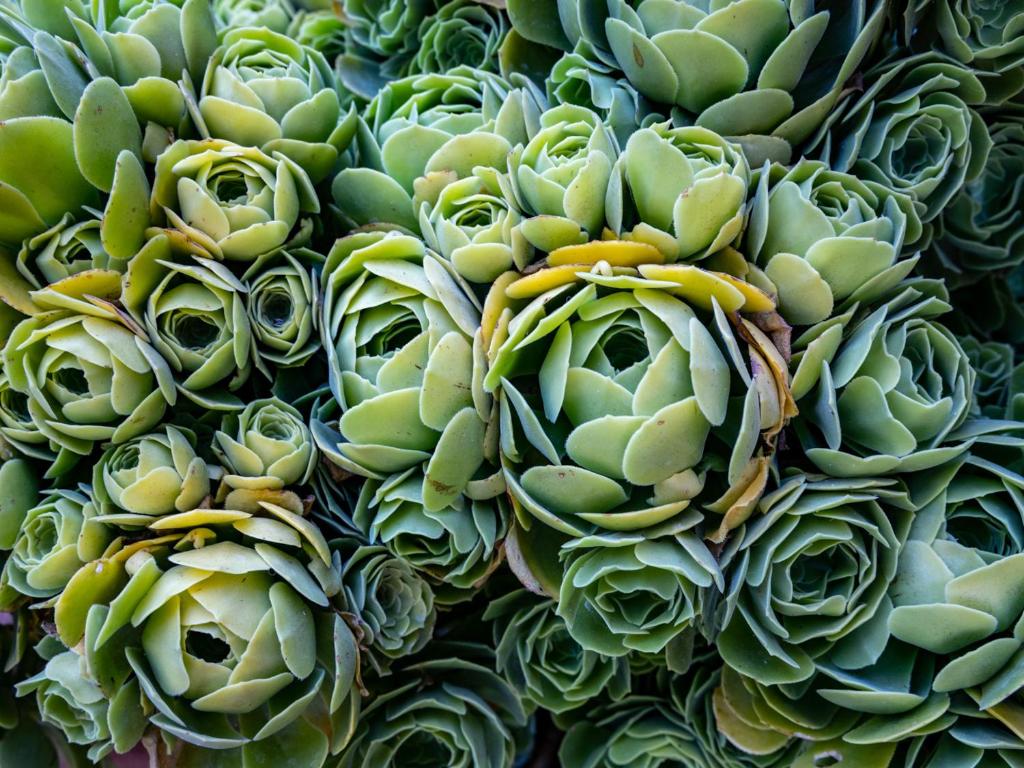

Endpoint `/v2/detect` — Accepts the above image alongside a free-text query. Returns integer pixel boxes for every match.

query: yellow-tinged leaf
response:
[547,240,665,268]
[705,456,770,543]
[481,271,520,348]
[715,272,776,313]
[638,263,745,312]
[505,265,588,299]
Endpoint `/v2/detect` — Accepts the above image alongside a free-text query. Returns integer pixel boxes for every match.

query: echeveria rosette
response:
[962,337,1024,418]
[317,231,494,518]
[507,103,616,252]
[51,503,360,762]
[884,452,1024,714]
[717,474,915,688]
[199,27,357,184]
[338,0,436,74]
[92,425,213,526]
[901,0,1024,73]
[0,374,54,468]
[350,472,509,605]
[709,664,886,763]
[1,487,108,603]
[412,0,507,75]
[288,8,349,60]
[791,279,975,477]
[485,252,794,543]
[416,165,531,285]
[122,240,255,410]
[336,644,528,768]
[485,588,630,714]
[213,0,294,33]
[746,159,923,328]
[1,299,178,477]
[605,123,749,263]
[332,66,544,233]
[149,138,319,262]
[557,516,724,660]
[669,658,830,767]
[214,397,317,490]
[15,648,144,764]
[546,53,663,147]
[334,540,436,675]
[517,0,888,165]
[810,52,992,225]
[43,0,218,151]
[931,104,1024,279]
[15,214,128,290]
[558,694,700,768]
[244,248,322,373]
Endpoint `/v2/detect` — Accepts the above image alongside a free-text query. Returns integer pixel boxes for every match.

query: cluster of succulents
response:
[2,0,1024,766]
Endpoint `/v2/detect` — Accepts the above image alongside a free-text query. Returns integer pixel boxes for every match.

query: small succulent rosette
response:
[791,279,975,476]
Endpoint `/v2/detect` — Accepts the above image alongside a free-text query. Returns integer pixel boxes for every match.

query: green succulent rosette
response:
[485,588,630,713]
[605,123,749,263]
[336,643,528,768]
[47,500,360,761]
[332,66,544,233]
[810,52,991,225]
[213,0,294,33]
[122,240,255,410]
[1,487,108,602]
[507,103,615,251]
[15,214,128,290]
[15,646,144,764]
[791,279,975,476]
[710,664,877,762]
[510,0,888,165]
[149,138,319,262]
[317,231,494,515]
[546,52,661,147]
[556,517,723,659]
[1,289,177,476]
[669,658,822,767]
[416,165,531,285]
[92,425,213,525]
[884,451,1024,710]
[24,0,218,156]
[932,103,1024,279]
[0,609,76,766]
[717,474,915,689]
[349,471,509,605]
[334,539,436,675]
[341,0,434,59]
[901,0,1024,73]
[485,252,794,542]
[962,338,1024,419]
[746,159,922,328]
[199,26,357,184]
[412,0,507,75]
[287,8,348,59]
[558,694,700,767]
[244,248,322,373]
[214,397,317,490]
